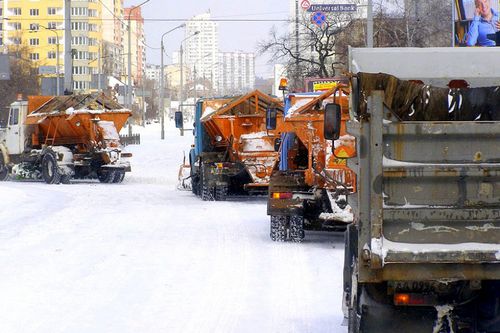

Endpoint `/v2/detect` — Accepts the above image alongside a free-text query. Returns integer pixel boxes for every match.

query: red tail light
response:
[394,293,436,306]
[272,192,293,199]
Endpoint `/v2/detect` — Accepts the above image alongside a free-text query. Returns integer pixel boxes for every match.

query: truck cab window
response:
[9,108,19,126]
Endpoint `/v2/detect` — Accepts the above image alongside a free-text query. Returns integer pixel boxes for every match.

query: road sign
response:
[39,66,56,75]
[307,4,357,12]
[300,0,311,10]
[311,11,327,27]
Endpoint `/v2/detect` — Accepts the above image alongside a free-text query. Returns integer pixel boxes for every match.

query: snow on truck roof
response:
[200,90,284,122]
[27,94,130,118]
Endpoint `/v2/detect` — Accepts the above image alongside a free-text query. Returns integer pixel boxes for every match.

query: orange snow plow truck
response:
[0,94,132,184]
[178,90,284,200]
[266,86,357,242]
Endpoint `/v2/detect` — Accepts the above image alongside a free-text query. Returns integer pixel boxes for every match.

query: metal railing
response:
[119,134,141,146]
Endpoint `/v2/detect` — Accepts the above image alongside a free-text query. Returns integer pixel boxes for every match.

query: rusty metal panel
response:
[355,90,500,283]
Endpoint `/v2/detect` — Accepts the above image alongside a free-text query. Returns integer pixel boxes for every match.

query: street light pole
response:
[127,0,150,136]
[160,24,185,140]
[179,31,200,136]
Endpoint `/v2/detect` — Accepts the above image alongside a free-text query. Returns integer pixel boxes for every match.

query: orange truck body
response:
[200,90,284,188]
[25,95,130,150]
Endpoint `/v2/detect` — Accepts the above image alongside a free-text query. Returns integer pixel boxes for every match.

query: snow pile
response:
[98,121,120,140]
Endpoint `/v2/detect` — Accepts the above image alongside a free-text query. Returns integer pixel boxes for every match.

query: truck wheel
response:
[42,152,62,184]
[112,170,125,183]
[201,184,214,201]
[290,215,305,242]
[348,306,360,333]
[214,185,228,201]
[97,169,116,183]
[61,175,72,184]
[270,215,288,242]
[0,154,8,181]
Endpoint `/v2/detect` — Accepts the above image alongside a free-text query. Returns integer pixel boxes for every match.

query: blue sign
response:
[311,11,327,26]
[307,4,357,12]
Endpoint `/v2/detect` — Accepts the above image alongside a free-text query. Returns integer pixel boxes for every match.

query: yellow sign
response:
[313,81,338,92]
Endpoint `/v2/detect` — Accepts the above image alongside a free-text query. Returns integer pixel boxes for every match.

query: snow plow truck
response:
[177,90,284,201]
[0,94,132,184]
[343,47,500,333]
[266,86,357,242]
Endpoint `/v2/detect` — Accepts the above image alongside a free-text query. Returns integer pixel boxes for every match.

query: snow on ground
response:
[0,122,347,333]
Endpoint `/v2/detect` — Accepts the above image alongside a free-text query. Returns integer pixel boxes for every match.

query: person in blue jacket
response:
[466,0,500,46]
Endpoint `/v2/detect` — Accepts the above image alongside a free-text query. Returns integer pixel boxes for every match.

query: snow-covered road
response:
[0,123,347,333]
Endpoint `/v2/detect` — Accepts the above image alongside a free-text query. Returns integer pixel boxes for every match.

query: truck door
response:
[5,105,23,155]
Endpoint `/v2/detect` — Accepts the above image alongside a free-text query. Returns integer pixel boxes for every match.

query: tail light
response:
[394,293,436,306]
[272,192,293,199]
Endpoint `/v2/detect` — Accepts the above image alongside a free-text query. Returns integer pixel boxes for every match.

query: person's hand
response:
[475,6,481,16]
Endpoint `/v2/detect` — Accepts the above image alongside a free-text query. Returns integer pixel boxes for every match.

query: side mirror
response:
[274,137,282,152]
[266,107,277,130]
[324,103,341,140]
[175,111,183,129]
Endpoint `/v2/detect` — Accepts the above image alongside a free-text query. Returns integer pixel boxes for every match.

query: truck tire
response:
[0,154,8,181]
[97,169,116,183]
[201,184,214,201]
[112,170,125,183]
[214,185,228,201]
[289,215,305,242]
[270,215,288,242]
[41,151,62,184]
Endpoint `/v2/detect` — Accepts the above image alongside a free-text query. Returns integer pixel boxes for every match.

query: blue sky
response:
[125,0,290,77]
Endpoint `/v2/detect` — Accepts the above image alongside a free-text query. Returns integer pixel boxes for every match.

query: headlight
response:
[215,135,222,142]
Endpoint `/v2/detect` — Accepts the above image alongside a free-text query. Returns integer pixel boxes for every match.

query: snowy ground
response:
[0,123,347,333]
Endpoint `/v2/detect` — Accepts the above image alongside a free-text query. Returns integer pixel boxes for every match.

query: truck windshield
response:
[8,108,19,126]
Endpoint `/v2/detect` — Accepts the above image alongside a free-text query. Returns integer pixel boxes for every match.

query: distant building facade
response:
[123,6,146,86]
[218,52,255,95]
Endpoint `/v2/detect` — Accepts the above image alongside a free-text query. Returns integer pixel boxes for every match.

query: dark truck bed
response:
[344,89,500,332]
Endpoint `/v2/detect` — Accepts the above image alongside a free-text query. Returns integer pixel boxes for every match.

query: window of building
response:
[11,8,22,16]
[48,36,57,44]
[0,38,3,46]
[48,51,57,59]
[71,22,88,31]
[11,22,21,30]
[48,22,58,30]
[71,7,88,16]
[29,53,40,61]
[30,9,39,16]
[48,7,58,15]
[0,23,3,31]
[30,23,39,31]
[29,38,39,46]
[10,37,21,45]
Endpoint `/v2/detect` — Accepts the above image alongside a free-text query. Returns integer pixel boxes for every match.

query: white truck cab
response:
[0,100,29,156]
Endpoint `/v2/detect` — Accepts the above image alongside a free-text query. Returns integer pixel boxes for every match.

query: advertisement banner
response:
[455,0,500,46]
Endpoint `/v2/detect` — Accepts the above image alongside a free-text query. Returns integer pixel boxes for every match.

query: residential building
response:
[217,52,255,95]
[145,64,161,88]
[101,0,124,79]
[1,0,104,93]
[123,6,146,86]
[183,12,219,93]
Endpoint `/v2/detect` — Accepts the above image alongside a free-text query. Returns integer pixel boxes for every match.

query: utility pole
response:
[179,43,184,136]
[367,0,374,48]
[295,0,300,81]
[64,0,72,94]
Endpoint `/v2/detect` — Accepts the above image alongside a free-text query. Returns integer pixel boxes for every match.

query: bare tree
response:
[258,5,362,90]
[0,47,40,126]
[373,0,451,47]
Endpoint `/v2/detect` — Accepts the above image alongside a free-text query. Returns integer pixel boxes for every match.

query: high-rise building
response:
[123,6,146,86]
[101,0,124,79]
[0,0,109,93]
[184,12,219,93]
[217,52,255,95]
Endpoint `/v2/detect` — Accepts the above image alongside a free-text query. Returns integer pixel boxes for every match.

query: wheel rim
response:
[47,159,54,178]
